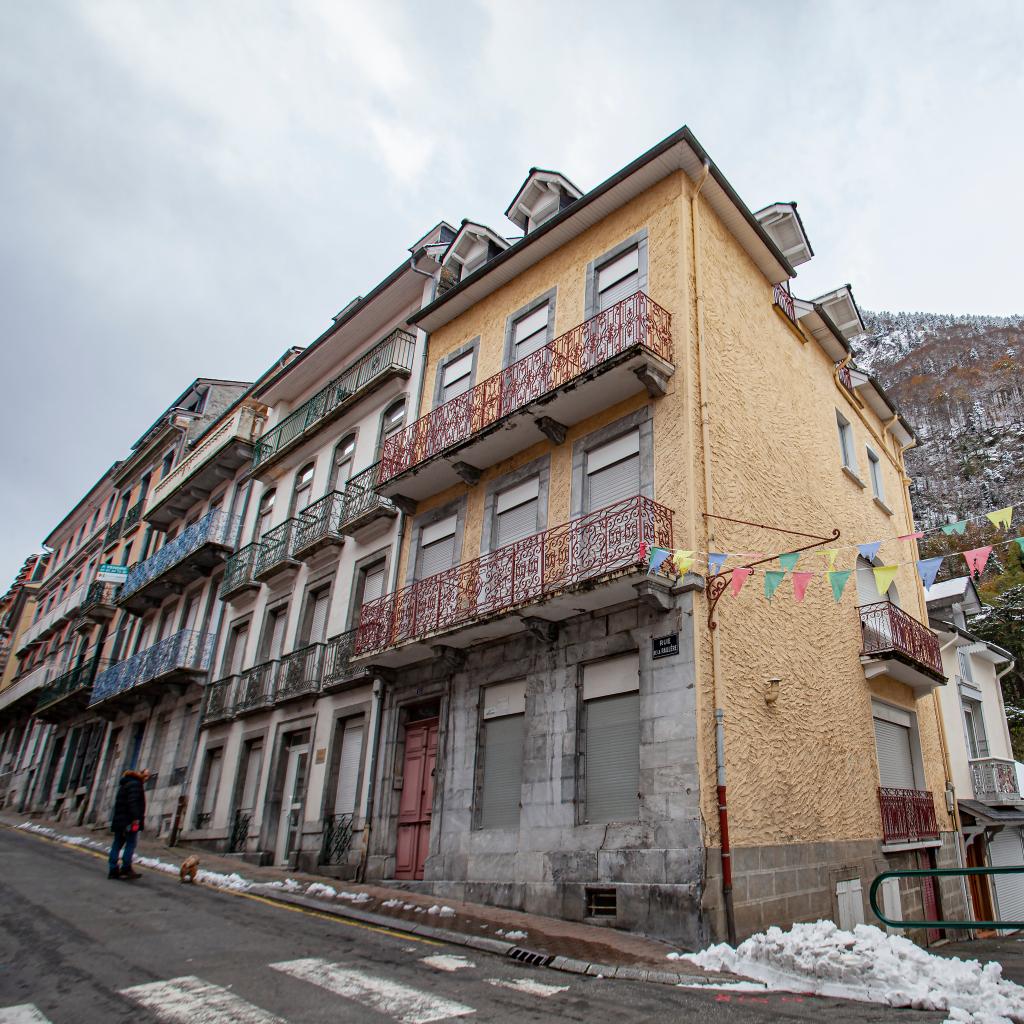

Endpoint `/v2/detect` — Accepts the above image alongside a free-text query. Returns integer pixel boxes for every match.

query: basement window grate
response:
[507,947,554,967]
[585,887,618,918]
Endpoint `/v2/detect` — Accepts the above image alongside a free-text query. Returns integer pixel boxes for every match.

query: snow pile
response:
[496,929,527,941]
[679,921,1024,1023]
[382,898,404,908]
[426,904,456,917]
[305,882,337,899]
[337,891,371,903]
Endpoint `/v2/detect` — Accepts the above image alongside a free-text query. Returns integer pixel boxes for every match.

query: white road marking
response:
[0,1007,53,1024]
[120,976,287,1024]
[271,957,475,1022]
[420,954,475,972]
[484,978,570,997]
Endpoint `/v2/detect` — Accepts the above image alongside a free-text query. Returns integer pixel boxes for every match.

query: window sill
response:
[842,465,866,489]
[880,838,942,854]
[873,496,894,516]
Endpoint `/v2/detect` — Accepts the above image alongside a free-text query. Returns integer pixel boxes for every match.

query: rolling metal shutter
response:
[495,478,540,548]
[441,352,474,403]
[334,718,365,815]
[418,516,457,579]
[586,430,640,511]
[597,247,639,311]
[241,743,263,808]
[989,828,1024,929]
[362,565,385,605]
[480,714,524,829]
[228,625,248,675]
[873,717,916,790]
[307,590,330,644]
[513,305,549,361]
[267,610,287,662]
[585,692,640,824]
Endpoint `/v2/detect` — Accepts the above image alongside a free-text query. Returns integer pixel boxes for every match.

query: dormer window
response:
[813,285,865,340]
[505,169,582,234]
[754,202,813,267]
[441,221,510,289]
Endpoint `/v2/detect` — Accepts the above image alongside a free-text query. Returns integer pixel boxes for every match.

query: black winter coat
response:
[111,771,146,833]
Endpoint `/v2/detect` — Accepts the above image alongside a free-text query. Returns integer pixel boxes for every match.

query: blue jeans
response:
[109,828,137,875]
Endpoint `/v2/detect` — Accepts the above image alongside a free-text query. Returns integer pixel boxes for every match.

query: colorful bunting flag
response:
[987,507,1014,530]
[637,541,650,561]
[942,520,967,536]
[764,570,785,600]
[963,545,993,578]
[648,548,671,575]
[858,541,882,562]
[898,531,924,541]
[792,572,813,602]
[917,556,944,590]
[821,549,839,570]
[1015,537,1024,555]
[729,567,753,596]
[872,565,900,596]
[827,570,852,602]
[708,553,728,576]
[673,550,695,575]
[778,552,800,573]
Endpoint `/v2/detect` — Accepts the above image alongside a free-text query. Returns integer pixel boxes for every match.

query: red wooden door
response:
[395,719,438,880]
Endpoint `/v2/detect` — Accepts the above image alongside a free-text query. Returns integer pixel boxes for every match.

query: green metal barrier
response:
[869,866,1024,930]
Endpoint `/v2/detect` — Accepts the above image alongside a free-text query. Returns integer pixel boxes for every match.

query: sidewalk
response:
[2,812,734,986]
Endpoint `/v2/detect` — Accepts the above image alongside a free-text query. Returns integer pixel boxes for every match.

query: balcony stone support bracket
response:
[520,616,560,645]
[633,359,673,398]
[431,645,467,673]
[633,577,677,612]
[451,461,482,486]
[534,416,567,445]
[392,495,418,516]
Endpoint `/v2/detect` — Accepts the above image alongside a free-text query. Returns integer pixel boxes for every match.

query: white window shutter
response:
[480,714,524,829]
[584,691,640,824]
[268,611,287,662]
[873,718,916,790]
[597,247,640,310]
[228,626,248,675]
[513,305,549,361]
[362,566,385,605]
[334,719,365,815]
[308,592,329,644]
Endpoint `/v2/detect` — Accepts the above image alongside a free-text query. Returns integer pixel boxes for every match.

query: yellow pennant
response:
[821,549,839,570]
[872,564,899,596]
[673,549,695,574]
[987,506,1013,530]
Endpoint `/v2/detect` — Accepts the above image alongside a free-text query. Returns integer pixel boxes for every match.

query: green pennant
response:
[778,552,800,573]
[1015,537,1024,554]
[764,570,785,601]
[827,570,852,602]
[942,520,967,535]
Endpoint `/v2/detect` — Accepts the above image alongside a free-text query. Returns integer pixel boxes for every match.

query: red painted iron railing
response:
[859,601,943,677]
[878,786,939,844]
[773,282,796,323]
[379,292,672,484]
[837,364,854,392]
[355,495,673,656]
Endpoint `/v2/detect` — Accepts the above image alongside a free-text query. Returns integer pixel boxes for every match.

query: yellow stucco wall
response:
[397,168,953,850]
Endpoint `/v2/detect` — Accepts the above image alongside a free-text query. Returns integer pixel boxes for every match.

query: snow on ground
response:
[426,904,457,917]
[677,920,1024,1024]
[421,954,475,972]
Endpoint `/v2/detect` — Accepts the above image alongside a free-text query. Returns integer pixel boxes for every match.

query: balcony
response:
[104,518,124,548]
[859,601,945,695]
[202,676,236,725]
[322,629,371,691]
[878,786,939,845]
[970,757,1023,806]
[147,405,265,529]
[252,329,415,473]
[89,630,214,708]
[234,661,278,716]
[293,494,347,559]
[355,494,673,666]
[276,643,325,702]
[378,292,674,503]
[117,509,240,614]
[16,582,90,654]
[253,520,302,581]
[35,659,107,722]
[220,543,261,601]
[294,467,397,557]
[122,500,144,535]
[772,282,797,324]
[79,581,121,628]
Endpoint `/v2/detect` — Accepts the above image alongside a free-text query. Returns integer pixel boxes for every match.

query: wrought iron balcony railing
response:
[878,786,939,844]
[380,292,671,485]
[338,463,395,529]
[105,517,124,547]
[320,812,355,865]
[970,757,1022,806]
[276,643,325,701]
[89,630,215,706]
[254,520,300,578]
[118,509,240,605]
[837,364,855,393]
[294,493,347,556]
[323,629,364,689]
[18,581,91,652]
[82,581,121,619]
[356,494,673,657]
[234,660,278,714]
[220,543,261,599]
[202,676,237,724]
[35,658,107,716]
[859,601,944,678]
[122,500,144,534]
[772,282,796,324]
[253,329,415,468]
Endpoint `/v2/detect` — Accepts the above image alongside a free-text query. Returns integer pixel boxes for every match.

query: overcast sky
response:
[1,0,1022,588]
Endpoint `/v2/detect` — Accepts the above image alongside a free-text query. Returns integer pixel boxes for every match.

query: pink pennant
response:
[898,532,924,541]
[729,567,753,596]
[792,571,813,602]
[637,541,650,561]
[963,545,993,578]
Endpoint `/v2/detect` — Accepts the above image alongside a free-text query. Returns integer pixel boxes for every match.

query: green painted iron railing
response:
[221,543,261,597]
[254,519,300,576]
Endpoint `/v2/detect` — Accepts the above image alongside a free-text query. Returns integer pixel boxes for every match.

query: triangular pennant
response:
[708,553,728,576]
[942,520,967,536]
[673,549,695,575]
[872,565,899,596]
[963,545,993,578]
[792,571,813,603]
[917,556,944,591]
[898,531,924,541]
[827,570,852,602]
[821,549,839,570]
[729,567,753,596]
[648,548,671,575]
[778,552,800,573]
[764,570,785,600]
[1015,537,1024,554]
[987,506,1014,531]
[858,541,882,562]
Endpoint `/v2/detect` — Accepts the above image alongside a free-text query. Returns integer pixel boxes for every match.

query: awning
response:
[959,800,1024,827]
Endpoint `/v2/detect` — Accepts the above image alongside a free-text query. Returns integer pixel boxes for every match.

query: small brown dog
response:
[179,855,200,883]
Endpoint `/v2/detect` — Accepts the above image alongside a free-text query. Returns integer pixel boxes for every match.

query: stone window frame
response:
[256,598,290,663]
[345,546,392,631]
[219,613,253,677]
[405,498,468,586]
[295,569,336,648]
[431,338,480,410]
[570,406,654,519]
[470,672,529,831]
[479,455,551,556]
[375,398,408,460]
[318,701,372,825]
[228,727,270,821]
[501,288,558,369]
[871,698,927,794]
[583,229,650,320]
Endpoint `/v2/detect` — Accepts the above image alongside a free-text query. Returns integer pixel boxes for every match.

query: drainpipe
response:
[689,159,736,945]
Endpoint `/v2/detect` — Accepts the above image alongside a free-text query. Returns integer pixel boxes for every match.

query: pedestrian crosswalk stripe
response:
[120,976,287,1024]
[420,954,475,972]
[484,978,570,997]
[271,957,475,1023]
[0,1007,53,1024]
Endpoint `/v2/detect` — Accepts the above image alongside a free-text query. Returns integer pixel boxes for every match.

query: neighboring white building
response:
[926,576,1022,926]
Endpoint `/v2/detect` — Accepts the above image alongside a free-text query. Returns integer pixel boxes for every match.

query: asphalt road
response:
[0,827,946,1023]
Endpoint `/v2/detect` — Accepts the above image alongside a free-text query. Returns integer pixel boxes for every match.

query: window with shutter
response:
[290,463,315,515]
[585,430,640,511]
[596,247,639,311]
[512,305,549,362]
[478,681,526,830]
[262,608,288,662]
[494,477,540,548]
[257,489,276,539]
[333,435,356,489]
[240,741,263,808]
[873,716,917,790]
[333,718,365,815]
[417,516,457,580]
[305,589,330,645]
[227,624,249,676]
[379,401,406,455]
[180,595,199,633]
[441,351,474,404]
[362,565,385,605]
